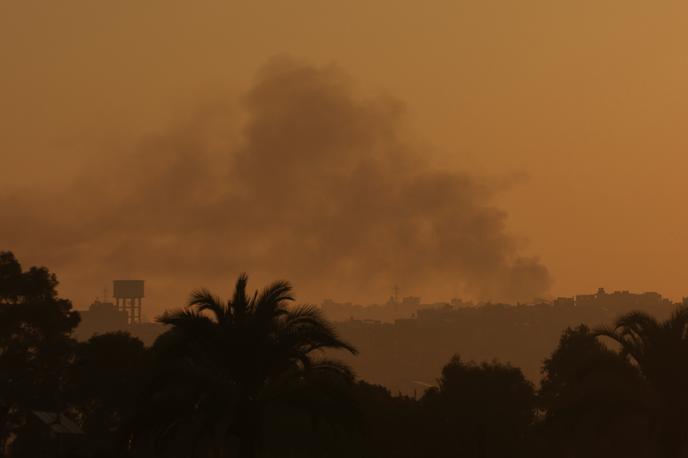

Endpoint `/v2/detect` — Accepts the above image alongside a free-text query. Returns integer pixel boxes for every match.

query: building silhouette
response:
[74,281,163,345]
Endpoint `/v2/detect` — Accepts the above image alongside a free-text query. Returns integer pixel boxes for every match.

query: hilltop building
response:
[74,280,165,345]
[571,287,669,309]
[75,300,128,340]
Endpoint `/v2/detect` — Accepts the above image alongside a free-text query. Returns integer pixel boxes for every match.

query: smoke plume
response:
[0,58,551,310]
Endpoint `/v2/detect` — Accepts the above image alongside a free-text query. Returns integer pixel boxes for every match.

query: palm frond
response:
[283,306,358,355]
[157,309,214,330]
[230,273,250,318]
[255,280,294,322]
[189,288,228,324]
[309,358,356,382]
[155,310,217,359]
[592,325,620,342]
[614,311,658,339]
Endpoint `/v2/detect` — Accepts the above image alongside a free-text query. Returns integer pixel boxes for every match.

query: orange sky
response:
[3,1,688,311]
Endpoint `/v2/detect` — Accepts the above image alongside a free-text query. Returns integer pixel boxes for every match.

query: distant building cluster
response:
[72,282,685,395]
[321,287,678,323]
[74,280,164,345]
[74,283,682,351]
[553,287,671,309]
[321,295,457,323]
[77,300,128,335]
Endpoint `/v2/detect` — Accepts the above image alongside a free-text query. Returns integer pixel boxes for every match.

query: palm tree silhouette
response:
[595,307,688,458]
[138,274,358,458]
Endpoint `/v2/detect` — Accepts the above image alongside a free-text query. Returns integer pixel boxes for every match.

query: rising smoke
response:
[0,58,551,310]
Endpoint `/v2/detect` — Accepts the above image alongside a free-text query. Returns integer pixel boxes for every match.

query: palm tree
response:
[595,307,688,458]
[131,274,358,458]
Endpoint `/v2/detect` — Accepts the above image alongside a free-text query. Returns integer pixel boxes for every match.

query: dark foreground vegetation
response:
[2,251,688,458]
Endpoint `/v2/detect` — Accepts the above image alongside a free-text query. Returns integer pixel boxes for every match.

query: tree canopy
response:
[0,251,80,455]
[130,274,358,458]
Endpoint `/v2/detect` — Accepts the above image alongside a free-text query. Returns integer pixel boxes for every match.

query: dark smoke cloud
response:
[1,58,551,310]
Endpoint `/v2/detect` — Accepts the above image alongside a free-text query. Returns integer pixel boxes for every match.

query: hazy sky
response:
[3,1,688,313]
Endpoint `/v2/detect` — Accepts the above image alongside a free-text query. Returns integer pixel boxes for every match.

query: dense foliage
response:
[2,251,688,458]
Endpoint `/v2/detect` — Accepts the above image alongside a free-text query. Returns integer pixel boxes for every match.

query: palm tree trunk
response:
[658,412,686,458]
[238,431,257,458]
[237,398,259,458]
[659,435,681,458]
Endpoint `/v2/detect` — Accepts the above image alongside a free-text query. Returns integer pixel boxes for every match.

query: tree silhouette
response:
[131,274,358,458]
[0,251,80,456]
[70,332,150,457]
[595,308,688,458]
[538,325,650,458]
[422,355,536,458]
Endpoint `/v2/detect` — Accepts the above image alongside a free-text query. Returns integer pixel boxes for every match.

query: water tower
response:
[113,280,144,324]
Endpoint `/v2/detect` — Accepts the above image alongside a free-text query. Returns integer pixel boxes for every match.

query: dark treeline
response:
[2,251,688,458]
[333,295,680,394]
